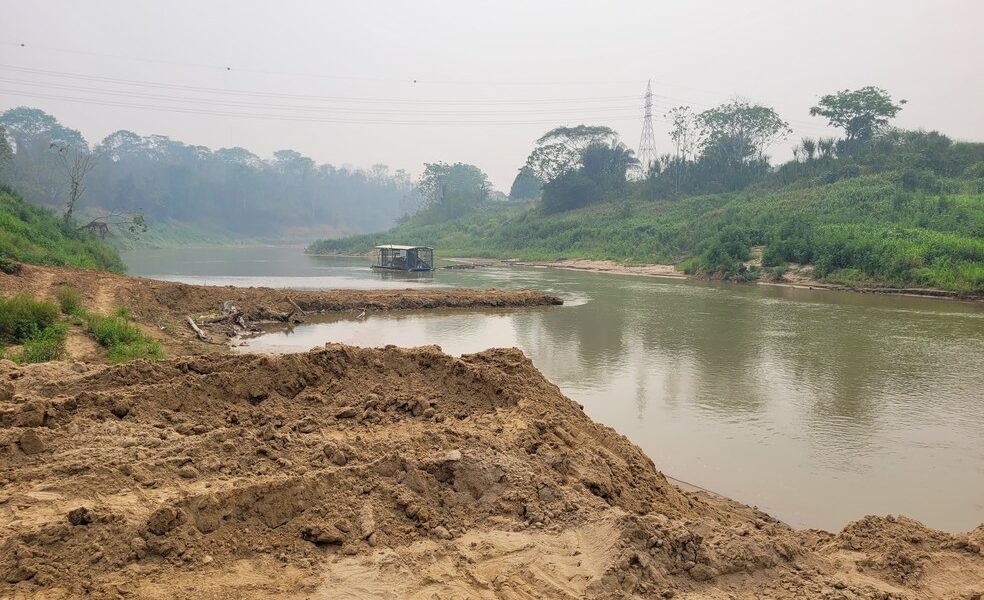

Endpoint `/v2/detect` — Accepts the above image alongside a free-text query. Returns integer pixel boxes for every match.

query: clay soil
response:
[1,266,982,599]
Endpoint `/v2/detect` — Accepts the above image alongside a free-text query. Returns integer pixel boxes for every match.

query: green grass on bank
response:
[0,290,163,364]
[108,218,253,251]
[0,186,125,272]
[312,173,984,293]
[79,307,163,363]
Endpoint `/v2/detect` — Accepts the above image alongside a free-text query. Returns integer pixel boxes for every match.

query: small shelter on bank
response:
[372,245,434,272]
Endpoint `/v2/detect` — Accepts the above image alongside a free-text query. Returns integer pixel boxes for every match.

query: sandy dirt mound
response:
[0,346,981,599]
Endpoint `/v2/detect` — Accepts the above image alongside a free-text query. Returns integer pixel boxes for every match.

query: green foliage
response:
[314,172,984,293]
[0,126,12,165]
[509,166,542,200]
[0,294,59,344]
[525,125,618,182]
[0,294,65,364]
[414,162,491,223]
[0,186,125,272]
[541,172,601,214]
[810,87,906,143]
[697,100,791,163]
[580,141,638,197]
[56,287,83,315]
[80,309,163,363]
[11,323,66,364]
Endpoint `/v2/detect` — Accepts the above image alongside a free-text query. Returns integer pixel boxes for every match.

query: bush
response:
[0,294,59,344]
[56,287,83,315]
[767,266,786,281]
[541,172,601,214]
[900,169,942,193]
[12,323,66,364]
[0,257,21,274]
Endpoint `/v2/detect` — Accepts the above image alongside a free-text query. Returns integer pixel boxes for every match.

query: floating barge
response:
[372,245,435,272]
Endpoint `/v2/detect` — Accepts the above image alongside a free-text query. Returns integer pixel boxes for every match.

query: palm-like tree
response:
[817,137,836,159]
[801,138,817,161]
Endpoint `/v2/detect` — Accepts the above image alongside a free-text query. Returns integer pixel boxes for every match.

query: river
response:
[122,245,984,533]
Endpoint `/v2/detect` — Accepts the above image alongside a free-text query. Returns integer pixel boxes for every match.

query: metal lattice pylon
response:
[637,80,657,173]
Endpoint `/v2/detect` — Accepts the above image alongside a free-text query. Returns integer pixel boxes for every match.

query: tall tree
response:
[508,166,542,200]
[810,87,906,142]
[579,141,638,196]
[416,162,491,222]
[668,106,700,163]
[524,125,617,182]
[51,143,97,222]
[697,99,791,164]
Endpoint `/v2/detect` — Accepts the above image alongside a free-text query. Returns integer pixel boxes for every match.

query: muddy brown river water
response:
[123,245,984,532]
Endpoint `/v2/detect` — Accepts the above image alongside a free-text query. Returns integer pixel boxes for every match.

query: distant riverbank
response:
[443,255,984,302]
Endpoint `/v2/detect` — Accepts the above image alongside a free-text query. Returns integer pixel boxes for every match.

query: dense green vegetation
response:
[0,294,66,364]
[79,307,163,363]
[0,186,125,272]
[310,174,984,291]
[315,87,984,293]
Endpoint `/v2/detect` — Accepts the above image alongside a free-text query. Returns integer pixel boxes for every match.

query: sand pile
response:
[1,346,981,599]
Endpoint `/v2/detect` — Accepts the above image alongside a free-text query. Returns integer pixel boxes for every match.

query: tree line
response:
[0,107,422,238]
[506,86,984,212]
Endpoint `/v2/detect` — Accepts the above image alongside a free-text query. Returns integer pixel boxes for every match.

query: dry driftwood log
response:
[185,316,209,342]
[286,296,307,316]
[257,304,304,324]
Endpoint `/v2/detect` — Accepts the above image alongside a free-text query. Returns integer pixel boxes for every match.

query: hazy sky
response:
[3,0,982,190]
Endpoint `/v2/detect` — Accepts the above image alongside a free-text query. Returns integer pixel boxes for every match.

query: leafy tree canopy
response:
[415,162,491,222]
[698,99,791,164]
[525,124,617,182]
[810,87,906,142]
[0,106,86,149]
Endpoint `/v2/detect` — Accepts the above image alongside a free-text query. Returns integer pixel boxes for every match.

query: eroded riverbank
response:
[0,263,562,359]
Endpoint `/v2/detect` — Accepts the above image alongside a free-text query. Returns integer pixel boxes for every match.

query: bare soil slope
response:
[1,346,981,599]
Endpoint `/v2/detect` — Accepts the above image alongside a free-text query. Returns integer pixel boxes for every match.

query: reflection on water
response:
[124,246,984,532]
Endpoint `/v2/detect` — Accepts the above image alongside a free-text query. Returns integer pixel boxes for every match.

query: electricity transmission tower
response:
[637,80,658,174]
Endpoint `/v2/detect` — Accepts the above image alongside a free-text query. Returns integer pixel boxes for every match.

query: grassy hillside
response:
[108,219,251,251]
[0,186,125,272]
[312,173,984,293]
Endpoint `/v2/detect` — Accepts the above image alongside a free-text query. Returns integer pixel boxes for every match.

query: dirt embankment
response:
[1,264,563,359]
[1,346,981,599]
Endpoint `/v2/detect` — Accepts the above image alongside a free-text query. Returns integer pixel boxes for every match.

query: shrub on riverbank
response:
[0,294,66,364]
[81,308,163,363]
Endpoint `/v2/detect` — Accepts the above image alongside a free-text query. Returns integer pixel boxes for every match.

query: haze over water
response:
[125,246,984,532]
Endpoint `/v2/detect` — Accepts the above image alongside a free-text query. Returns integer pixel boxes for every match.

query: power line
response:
[0,88,663,126]
[0,64,642,105]
[0,77,651,116]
